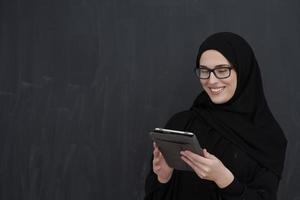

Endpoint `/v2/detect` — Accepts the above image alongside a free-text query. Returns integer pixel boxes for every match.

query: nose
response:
[207,72,219,84]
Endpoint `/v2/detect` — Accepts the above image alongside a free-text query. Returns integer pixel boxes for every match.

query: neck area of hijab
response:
[191,32,287,178]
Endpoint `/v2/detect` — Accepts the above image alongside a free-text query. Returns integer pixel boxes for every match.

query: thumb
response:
[153,142,157,149]
[203,149,214,159]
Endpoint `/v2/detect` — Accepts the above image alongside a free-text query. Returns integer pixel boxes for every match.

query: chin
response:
[209,96,231,104]
[204,88,234,104]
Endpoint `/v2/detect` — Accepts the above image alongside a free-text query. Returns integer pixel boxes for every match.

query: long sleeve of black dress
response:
[218,167,280,200]
[145,167,279,200]
[144,141,280,200]
[144,161,175,200]
[144,111,282,200]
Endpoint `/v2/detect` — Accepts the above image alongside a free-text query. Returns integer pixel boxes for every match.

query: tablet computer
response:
[149,128,203,171]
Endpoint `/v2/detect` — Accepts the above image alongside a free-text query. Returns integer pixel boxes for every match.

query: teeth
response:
[210,87,225,94]
[211,88,223,92]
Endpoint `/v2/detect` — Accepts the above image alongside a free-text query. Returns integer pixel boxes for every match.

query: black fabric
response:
[144,32,287,200]
[192,32,287,177]
[145,111,280,200]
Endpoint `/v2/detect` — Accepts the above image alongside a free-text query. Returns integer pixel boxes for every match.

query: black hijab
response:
[191,32,287,178]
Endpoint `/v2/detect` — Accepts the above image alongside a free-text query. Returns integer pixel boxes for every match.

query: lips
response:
[209,87,225,95]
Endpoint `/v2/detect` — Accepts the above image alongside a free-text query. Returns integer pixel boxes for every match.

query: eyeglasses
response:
[194,65,234,79]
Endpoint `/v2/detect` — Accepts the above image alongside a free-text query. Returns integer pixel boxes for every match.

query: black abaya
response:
[145,111,279,200]
[144,32,287,200]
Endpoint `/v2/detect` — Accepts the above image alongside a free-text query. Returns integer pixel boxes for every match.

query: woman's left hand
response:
[180,149,234,188]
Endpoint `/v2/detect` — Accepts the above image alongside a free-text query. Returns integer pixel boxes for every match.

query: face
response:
[199,50,237,104]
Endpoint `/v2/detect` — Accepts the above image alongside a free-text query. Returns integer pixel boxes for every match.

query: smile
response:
[209,87,225,95]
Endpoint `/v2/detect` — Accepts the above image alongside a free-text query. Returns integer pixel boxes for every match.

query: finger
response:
[181,156,207,179]
[181,150,209,165]
[154,148,161,157]
[182,154,207,171]
[154,144,163,156]
[181,155,197,171]
[203,149,209,158]
[153,164,161,172]
[203,149,214,159]
[181,156,206,178]
[153,157,163,171]
[153,142,159,151]
[153,148,158,155]
[153,148,160,158]
[153,142,158,149]
[153,155,160,163]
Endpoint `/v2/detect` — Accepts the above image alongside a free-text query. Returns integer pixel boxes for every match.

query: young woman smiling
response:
[144,32,287,200]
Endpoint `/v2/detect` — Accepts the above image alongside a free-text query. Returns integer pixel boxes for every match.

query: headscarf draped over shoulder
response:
[191,32,287,178]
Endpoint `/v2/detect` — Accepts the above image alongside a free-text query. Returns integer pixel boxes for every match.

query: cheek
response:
[200,80,208,89]
[226,75,237,95]
[199,79,204,86]
[228,84,236,99]
[232,80,237,93]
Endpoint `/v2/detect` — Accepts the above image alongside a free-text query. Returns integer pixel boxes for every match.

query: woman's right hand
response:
[152,142,174,183]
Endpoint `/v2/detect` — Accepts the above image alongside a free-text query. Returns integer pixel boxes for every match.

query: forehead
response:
[199,50,230,67]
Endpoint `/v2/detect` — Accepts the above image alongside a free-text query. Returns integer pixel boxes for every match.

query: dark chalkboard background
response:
[0,0,299,199]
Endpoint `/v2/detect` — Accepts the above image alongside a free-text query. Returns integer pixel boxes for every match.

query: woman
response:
[144,32,287,200]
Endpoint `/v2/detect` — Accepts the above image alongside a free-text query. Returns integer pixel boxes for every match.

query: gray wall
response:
[0,0,299,199]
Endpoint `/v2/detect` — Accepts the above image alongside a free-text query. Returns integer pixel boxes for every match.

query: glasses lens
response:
[215,68,230,78]
[198,68,210,79]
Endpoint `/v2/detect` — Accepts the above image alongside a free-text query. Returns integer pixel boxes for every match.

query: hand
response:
[152,142,174,183]
[180,149,234,188]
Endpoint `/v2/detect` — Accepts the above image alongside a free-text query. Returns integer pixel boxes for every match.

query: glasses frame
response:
[194,64,234,79]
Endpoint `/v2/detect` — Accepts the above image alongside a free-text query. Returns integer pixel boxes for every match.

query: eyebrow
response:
[199,64,231,69]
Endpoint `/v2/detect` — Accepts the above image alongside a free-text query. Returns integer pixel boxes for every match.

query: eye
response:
[215,68,228,74]
[200,69,209,74]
